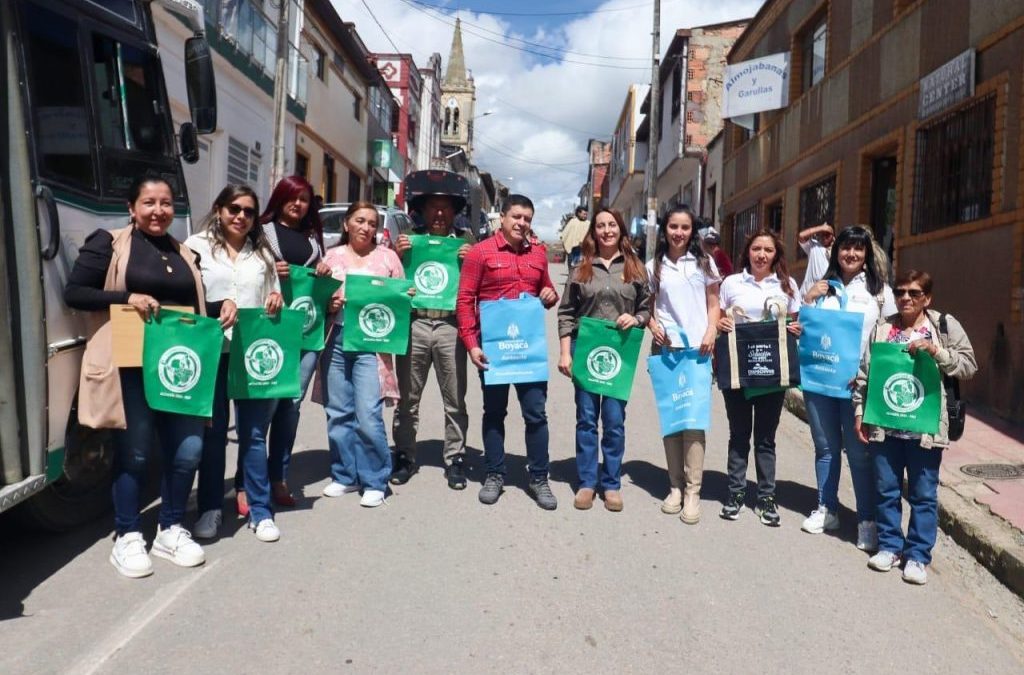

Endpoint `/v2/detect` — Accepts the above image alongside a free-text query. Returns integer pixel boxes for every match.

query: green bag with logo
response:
[863,342,942,435]
[142,309,224,417]
[571,317,644,401]
[280,264,341,352]
[406,235,462,311]
[342,275,413,354]
[227,308,304,400]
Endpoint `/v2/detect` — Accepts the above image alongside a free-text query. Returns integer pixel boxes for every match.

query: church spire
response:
[444,18,468,88]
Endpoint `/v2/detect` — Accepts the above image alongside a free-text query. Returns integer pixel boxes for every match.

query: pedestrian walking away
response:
[557,208,650,512]
[717,229,802,527]
[456,194,560,510]
[391,170,474,489]
[560,206,590,271]
[799,225,896,551]
[646,206,721,523]
[186,184,285,543]
[854,270,977,585]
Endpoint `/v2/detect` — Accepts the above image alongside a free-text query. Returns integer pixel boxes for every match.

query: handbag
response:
[647,331,713,435]
[714,298,799,390]
[938,313,966,441]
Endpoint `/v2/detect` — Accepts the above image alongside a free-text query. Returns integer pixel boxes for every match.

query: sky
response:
[332,0,764,240]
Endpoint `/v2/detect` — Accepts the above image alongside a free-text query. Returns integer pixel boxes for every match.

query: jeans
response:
[480,373,549,479]
[112,370,204,535]
[234,396,278,523]
[322,329,392,491]
[575,386,627,490]
[266,349,319,483]
[804,392,876,520]
[874,436,943,564]
[721,388,784,499]
[197,359,236,514]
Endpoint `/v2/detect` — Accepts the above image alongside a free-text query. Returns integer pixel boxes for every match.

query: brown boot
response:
[680,431,705,525]
[574,488,595,510]
[603,489,623,512]
[662,434,685,514]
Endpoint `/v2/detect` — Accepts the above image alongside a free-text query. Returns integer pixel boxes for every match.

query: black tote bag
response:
[714,301,800,390]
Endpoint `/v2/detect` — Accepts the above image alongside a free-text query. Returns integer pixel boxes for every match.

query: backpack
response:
[937,313,966,441]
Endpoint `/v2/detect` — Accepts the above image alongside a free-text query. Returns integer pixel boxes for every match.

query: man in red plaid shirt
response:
[456,195,560,509]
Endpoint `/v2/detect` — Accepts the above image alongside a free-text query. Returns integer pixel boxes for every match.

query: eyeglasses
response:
[225,204,257,219]
[894,288,925,299]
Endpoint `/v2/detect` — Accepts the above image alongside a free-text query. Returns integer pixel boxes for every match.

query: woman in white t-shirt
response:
[799,226,896,550]
[717,229,802,527]
[646,206,720,523]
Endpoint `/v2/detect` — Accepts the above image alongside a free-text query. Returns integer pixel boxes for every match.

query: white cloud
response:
[332,0,763,239]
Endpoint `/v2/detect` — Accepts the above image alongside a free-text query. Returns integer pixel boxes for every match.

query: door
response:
[870,156,897,279]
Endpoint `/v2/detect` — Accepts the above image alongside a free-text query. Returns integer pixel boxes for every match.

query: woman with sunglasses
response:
[799,226,896,550]
[186,185,284,542]
[853,270,976,584]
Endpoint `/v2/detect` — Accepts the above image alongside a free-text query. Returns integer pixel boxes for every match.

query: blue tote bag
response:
[480,293,549,385]
[646,332,713,436]
[798,280,864,399]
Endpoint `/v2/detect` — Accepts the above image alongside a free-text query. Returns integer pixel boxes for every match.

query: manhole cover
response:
[960,463,1024,480]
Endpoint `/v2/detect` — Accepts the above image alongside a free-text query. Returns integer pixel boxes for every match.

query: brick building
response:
[720,0,1024,421]
[371,53,422,208]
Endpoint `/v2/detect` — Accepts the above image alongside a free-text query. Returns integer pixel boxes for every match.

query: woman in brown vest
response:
[64,172,213,579]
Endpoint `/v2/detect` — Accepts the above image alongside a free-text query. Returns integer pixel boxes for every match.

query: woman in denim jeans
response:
[799,226,896,550]
[557,208,649,512]
[854,269,976,585]
[320,202,409,507]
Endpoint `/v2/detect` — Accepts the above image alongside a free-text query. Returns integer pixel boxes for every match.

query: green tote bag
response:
[142,309,223,417]
[406,235,463,311]
[863,342,942,435]
[571,317,644,401]
[280,264,342,352]
[342,275,413,354]
[227,308,304,400]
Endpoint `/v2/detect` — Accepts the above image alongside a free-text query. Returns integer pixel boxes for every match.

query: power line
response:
[408,0,668,17]
[474,137,587,174]
[488,95,608,138]
[476,132,587,165]
[359,0,403,54]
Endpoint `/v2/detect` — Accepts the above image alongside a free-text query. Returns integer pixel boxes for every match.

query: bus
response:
[0,0,216,529]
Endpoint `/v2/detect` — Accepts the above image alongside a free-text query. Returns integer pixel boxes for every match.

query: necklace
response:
[136,228,176,274]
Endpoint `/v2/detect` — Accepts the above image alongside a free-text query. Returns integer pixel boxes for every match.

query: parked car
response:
[319,203,415,249]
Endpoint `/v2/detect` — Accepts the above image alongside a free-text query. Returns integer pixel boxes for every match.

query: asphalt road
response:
[3,291,1024,674]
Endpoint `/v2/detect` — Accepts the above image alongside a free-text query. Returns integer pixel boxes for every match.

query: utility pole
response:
[270,0,291,189]
[644,0,661,262]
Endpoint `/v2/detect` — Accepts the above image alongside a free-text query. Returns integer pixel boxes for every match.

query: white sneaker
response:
[251,518,280,542]
[801,505,840,534]
[109,532,153,578]
[902,559,928,585]
[151,525,206,567]
[322,482,359,498]
[193,510,222,540]
[856,521,879,552]
[868,550,902,572]
[360,489,386,507]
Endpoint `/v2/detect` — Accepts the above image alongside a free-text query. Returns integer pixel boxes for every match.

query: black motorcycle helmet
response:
[404,170,470,215]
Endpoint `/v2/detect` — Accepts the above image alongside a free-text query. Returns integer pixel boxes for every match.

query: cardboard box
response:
[110,304,192,367]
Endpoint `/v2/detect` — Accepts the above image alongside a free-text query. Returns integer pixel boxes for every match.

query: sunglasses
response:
[894,288,925,298]
[225,204,257,218]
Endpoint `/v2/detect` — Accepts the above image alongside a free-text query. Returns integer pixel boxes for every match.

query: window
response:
[295,152,309,179]
[353,93,362,121]
[800,15,827,91]
[347,169,361,202]
[912,95,995,234]
[799,174,836,256]
[732,205,760,261]
[671,62,682,120]
[313,44,326,81]
[323,154,336,203]
[227,137,260,186]
[332,50,346,73]
[765,201,783,233]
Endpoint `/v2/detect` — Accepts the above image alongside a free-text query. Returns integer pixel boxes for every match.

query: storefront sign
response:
[918,49,975,119]
[723,52,790,120]
[371,139,393,169]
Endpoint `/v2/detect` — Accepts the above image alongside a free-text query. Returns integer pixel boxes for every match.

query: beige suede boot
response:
[680,430,705,524]
[661,434,685,514]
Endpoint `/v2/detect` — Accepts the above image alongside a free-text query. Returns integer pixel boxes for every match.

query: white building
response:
[607,84,649,229]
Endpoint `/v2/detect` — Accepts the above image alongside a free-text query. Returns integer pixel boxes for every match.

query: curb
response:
[783,388,1024,599]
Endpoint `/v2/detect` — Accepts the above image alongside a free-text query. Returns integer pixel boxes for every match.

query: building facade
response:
[607,84,650,233]
[720,0,1024,421]
[440,19,476,160]
[371,53,423,208]
[586,139,612,216]
[418,53,443,171]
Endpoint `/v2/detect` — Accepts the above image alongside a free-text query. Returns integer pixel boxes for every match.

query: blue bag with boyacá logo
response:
[647,332,713,435]
[798,280,864,399]
[480,293,549,385]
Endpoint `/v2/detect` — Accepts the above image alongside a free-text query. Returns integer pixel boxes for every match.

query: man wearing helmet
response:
[392,171,475,489]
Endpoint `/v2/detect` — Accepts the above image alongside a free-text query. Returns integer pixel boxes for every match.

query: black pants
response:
[721,389,785,499]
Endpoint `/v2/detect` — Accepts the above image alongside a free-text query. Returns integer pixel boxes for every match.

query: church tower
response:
[441,18,476,159]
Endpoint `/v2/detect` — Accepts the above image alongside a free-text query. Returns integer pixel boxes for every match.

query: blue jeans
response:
[197,359,235,514]
[480,373,549,479]
[266,349,319,483]
[804,392,876,520]
[322,329,392,491]
[575,386,626,490]
[234,396,278,523]
[874,436,943,564]
[112,370,204,535]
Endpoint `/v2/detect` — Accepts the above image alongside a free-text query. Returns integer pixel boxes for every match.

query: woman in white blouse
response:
[717,229,801,527]
[186,185,284,542]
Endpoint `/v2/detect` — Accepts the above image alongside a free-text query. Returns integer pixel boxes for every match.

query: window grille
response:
[732,205,760,261]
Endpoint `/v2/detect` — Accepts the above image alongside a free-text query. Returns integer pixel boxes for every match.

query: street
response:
[2,295,1024,674]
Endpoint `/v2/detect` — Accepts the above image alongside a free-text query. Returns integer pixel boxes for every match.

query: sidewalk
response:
[785,390,1024,597]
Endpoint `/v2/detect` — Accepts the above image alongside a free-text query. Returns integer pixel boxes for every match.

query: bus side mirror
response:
[185,36,217,134]
[179,122,199,164]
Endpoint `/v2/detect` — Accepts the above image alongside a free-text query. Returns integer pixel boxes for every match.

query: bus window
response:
[19,3,96,190]
[92,37,166,155]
